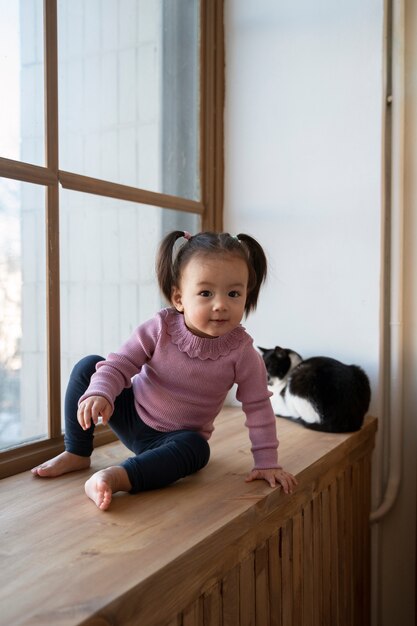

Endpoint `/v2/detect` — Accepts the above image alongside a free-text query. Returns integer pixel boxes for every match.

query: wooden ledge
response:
[0,408,377,626]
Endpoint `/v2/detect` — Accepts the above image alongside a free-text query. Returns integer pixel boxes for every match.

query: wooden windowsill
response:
[0,407,377,626]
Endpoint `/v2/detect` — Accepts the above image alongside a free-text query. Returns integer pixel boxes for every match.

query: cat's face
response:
[258,346,302,382]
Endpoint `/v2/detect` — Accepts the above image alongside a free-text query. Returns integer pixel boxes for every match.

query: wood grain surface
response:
[0,408,377,626]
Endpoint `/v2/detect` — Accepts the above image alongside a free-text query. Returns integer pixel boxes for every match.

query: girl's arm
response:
[235,344,280,468]
[236,344,297,491]
[79,314,163,410]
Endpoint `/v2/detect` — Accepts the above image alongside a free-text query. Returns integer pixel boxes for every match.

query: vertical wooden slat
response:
[268,530,282,626]
[292,512,303,626]
[321,487,332,626]
[352,461,362,626]
[255,542,270,626]
[44,0,61,438]
[183,597,203,626]
[281,520,293,626]
[204,583,222,626]
[240,552,256,626]
[338,471,351,626]
[302,502,314,626]
[222,565,239,625]
[362,455,372,626]
[337,472,348,626]
[292,511,304,624]
[345,466,354,626]
[312,494,323,626]
[352,456,371,626]
[329,480,340,624]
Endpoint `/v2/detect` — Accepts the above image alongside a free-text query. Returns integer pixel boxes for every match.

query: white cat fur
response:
[267,351,321,425]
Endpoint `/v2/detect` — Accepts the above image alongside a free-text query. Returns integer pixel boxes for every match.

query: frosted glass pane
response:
[0,0,45,165]
[0,178,47,450]
[58,0,201,201]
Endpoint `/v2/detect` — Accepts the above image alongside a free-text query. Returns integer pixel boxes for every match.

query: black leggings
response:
[64,355,210,493]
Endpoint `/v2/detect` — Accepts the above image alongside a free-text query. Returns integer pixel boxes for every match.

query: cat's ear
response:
[258,346,267,354]
[274,346,285,356]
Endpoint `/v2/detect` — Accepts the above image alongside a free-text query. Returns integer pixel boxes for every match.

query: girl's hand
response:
[77,396,112,430]
[245,467,298,494]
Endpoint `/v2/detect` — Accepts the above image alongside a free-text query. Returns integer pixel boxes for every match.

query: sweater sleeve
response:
[235,342,280,469]
[79,313,162,410]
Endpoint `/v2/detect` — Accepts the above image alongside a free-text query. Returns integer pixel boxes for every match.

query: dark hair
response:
[156,231,268,316]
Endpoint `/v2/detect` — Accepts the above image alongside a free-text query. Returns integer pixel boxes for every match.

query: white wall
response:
[225,0,382,392]
[224,1,416,624]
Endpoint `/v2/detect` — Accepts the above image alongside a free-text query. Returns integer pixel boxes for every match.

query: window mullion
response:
[201,0,224,232]
[44,0,61,439]
[58,171,205,216]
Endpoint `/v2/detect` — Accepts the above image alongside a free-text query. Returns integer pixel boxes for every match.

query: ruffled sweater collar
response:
[164,308,247,360]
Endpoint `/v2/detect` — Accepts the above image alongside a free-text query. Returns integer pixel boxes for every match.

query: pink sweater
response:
[80,308,279,469]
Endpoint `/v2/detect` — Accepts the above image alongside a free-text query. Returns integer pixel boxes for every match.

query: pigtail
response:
[237,233,268,314]
[156,230,187,304]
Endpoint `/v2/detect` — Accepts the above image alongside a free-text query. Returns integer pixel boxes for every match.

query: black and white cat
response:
[259,346,371,433]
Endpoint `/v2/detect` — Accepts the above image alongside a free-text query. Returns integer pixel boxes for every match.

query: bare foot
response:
[84,466,132,511]
[31,451,91,477]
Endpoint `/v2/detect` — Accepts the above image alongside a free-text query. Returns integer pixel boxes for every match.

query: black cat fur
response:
[259,346,371,433]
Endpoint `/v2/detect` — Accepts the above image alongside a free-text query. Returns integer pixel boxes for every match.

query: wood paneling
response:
[0,408,376,625]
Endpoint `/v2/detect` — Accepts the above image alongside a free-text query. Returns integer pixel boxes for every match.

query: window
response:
[0,0,224,477]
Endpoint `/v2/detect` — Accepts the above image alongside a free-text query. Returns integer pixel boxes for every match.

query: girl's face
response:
[171,254,249,338]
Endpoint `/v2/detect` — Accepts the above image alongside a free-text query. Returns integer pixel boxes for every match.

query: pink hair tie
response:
[183,231,192,240]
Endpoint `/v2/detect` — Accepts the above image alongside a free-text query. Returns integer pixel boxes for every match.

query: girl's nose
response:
[213,296,227,310]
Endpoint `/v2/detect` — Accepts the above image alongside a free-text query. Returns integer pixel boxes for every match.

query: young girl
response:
[32,231,297,510]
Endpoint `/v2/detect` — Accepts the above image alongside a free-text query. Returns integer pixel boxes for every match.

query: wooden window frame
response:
[0,0,224,478]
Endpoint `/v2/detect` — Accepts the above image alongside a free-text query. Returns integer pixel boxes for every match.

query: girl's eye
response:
[199,290,212,297]
[229,291,240,298]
